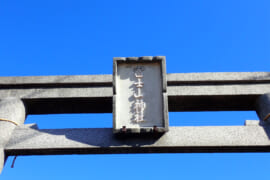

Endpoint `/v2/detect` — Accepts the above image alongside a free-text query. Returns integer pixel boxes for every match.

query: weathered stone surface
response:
[0,72,269,85]
[0,98,26,146]
[113,57,168,133]
[0,71,269,173]
[168,84,270,96]
[0,72,269,114]
[0,98,26,173]
[5,124,270,155]
[0,74,112,85]
[0,148,3,174]
[245,120,260,126]
[167,72,270,83]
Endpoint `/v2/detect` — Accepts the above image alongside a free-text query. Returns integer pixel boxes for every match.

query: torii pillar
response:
[0,98,26,173]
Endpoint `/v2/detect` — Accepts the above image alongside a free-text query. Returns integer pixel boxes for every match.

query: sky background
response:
[0,0,270,179]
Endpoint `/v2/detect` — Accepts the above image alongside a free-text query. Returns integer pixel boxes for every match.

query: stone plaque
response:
[113,56,168,134]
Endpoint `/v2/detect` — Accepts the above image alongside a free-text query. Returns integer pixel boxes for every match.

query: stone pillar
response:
[256,93,270,124]
[0,98,26,174]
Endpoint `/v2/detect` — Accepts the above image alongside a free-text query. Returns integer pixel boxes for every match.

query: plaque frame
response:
[113,56,169,134]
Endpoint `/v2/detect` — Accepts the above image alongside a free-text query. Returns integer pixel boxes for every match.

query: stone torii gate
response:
[1,56,270,173]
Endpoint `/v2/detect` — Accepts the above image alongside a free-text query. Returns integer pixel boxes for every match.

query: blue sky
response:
[0,0,270,179]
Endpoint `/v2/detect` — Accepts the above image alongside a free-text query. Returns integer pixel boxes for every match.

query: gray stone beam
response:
[4,121,270,156]
[0,72,269,114]
[1,72,269,85]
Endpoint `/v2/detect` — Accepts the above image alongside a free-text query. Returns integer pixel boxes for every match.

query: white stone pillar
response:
[0,98,26,174]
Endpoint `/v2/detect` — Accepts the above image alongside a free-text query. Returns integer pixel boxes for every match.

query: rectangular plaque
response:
[113,56,168,134]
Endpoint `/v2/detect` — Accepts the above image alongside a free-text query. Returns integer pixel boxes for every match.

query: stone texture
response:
[0,98,26,174]
[0,148,3,174]
[115,63,163,129]
[0,72,269,85]
[0,71,269,173]
[0,74,112,85]
[5,125,270,155]
[113,57,168,133]
[167,72,270,83]
[0,98,26,146]
[245,120,260,126]
[0,72,268,114]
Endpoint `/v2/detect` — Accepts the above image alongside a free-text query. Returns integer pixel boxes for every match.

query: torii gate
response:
[1,56,270,173]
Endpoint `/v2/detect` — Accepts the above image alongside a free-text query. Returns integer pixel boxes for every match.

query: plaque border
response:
[113,56,169,134]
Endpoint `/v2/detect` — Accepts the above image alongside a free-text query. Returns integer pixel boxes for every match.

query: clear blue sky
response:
[1,0,270,179]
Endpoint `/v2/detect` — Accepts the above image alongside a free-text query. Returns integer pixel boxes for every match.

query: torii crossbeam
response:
[1,70,270,173]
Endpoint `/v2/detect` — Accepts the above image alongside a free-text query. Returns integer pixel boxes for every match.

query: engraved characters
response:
[133,66,146,123]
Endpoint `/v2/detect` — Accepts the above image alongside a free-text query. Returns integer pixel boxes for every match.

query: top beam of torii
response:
[0,72,269,114]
